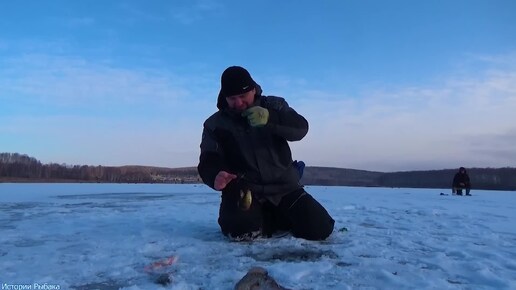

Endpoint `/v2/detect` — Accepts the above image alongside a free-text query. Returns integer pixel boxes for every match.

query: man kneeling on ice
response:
[452,167,472,196]
[198,66,334,241]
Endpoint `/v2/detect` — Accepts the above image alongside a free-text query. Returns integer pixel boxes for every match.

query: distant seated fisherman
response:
[452,167,471,196]
[197,66,334,241]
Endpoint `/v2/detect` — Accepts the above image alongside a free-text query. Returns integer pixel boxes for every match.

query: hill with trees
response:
[1,153,515,190]
[0,153,199,184]
[301,166,516,191]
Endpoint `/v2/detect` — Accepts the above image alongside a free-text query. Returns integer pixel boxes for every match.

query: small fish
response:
[238,189,253,211]
[144,256,178,273]
[144,256,178,286]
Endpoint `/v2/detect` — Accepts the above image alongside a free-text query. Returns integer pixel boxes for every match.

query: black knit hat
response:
[220,66,256,97]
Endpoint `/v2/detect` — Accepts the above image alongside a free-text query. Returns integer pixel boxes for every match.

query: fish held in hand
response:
[238,189,253,211]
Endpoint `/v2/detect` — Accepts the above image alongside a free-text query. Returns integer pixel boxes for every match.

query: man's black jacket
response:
[452,169,471,189]
[198,91,308,205]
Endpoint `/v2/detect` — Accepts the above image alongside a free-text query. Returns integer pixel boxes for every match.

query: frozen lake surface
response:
[1,184,515,289]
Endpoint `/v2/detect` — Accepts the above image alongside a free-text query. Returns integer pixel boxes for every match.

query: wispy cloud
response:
[0,52,215,167]
[0,114,201,167]
[67,17,96,27]
[0,54,197,109]
[2,49,515,170]
[290,57,516,171]
[467,129,516,162]
[115,2,168,25]
[171,0,223,25]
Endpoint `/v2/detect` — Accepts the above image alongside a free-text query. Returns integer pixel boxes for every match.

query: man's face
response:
[225,88,255,112]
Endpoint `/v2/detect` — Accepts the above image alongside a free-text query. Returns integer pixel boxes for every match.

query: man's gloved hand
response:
[242,106,269,127]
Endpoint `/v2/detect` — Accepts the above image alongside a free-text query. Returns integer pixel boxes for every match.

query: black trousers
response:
[218,188,335,241]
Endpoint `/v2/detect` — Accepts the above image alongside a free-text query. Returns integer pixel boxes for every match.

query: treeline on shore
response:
[1,153,515,190]
[0,153,200,184]
[301,167,516,191]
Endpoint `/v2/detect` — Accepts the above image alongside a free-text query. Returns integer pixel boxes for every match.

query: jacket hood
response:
[216,83,263,110]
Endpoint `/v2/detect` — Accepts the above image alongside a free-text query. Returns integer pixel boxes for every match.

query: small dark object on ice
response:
[234,267,290,290]
[440,192,449,196]
[144,256,177,286]
[154,273,171,286]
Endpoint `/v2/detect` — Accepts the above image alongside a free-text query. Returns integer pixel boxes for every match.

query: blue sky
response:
[1,0,515,171]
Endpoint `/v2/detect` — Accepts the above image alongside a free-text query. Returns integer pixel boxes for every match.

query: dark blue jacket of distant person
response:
[452,167,471,195]
[197,66,334,241]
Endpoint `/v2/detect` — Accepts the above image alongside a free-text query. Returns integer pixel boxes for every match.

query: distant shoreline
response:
[0,177,199,184]
[0,177,89,183]
[1,178,515,192]
[2,152,516,190]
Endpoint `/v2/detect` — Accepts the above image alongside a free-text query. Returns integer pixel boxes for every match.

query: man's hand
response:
[242,106,269,127]
[214,171,237,190]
